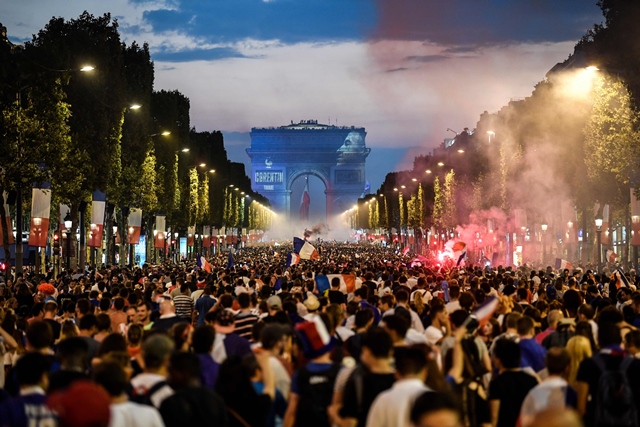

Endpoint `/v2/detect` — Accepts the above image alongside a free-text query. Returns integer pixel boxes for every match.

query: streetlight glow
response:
[425,169,432,174]
[199,163,206,167]
[181,148,190,152]
[80,65,95,72]
[130,104,142,110]
[161,131,171,136]
[437,162,444,167]
[457,149,464,153]
[209,169,215,173]
[586,65,599,72]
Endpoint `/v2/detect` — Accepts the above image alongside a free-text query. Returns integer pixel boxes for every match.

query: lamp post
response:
[174,232,179,263]
[541,222,548,267]
[595,216,603,273]
[112,219,118,265]
[64,211,72,272]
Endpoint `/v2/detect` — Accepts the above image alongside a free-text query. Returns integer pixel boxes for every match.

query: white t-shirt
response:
[130,373,174,409]
[109,401,165,427]
[424,325,445,346]
[519,377,572,427]
[366,379,430,427]
[269,356,291,400]
[445,300,461,314]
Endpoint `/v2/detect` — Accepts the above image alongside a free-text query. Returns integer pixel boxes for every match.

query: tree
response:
[443,170,458,229]
[433,176,444,228]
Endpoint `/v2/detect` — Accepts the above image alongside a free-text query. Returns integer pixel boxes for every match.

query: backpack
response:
[295,364,341,427]
[592,355,638,427]
[130,380,169,406]
[454,338,491,427]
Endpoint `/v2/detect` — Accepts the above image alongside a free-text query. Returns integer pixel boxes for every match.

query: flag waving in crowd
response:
[293,237,319,260]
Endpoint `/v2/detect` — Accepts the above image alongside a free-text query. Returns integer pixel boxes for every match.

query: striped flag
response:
[452,241,467,266]
[286,252,300,267]
[0,193,14,245]
[613,267,630,289]
[197,253,212,273]
[605,249,618,264]
[88,191,106,248]
[472,296,499,325]
[555,258,574,270]
[293,237,319,260]
[28,188,51,247]
[154,215,166,249]
[315,274,356,294]
[127,208,142,244]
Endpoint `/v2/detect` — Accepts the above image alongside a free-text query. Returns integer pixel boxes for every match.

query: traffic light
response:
[53,234,60,256]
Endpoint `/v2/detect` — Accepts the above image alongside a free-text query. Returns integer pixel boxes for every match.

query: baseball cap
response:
[267,295,282,309]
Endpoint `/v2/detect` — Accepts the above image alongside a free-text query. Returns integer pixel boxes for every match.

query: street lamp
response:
[541,222,548,266]
[64,211,72,271]
[487,131,495,143]
[595,216,603,272]
[79,65,95,72]
[129,104,142,110]
[112,219,118,265]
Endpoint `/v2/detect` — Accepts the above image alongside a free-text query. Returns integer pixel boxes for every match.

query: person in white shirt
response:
[445,285,461,314]
[95,362,165,427]
[366,346,431,427]
[424,305,450,346]
[519,348,576,427]
[130,335,175,408]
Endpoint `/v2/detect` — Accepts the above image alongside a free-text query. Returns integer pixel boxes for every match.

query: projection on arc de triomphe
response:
[246,120,371,220]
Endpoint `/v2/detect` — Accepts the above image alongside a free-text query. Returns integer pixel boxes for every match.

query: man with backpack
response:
[339,326,396,427]
[576,321,640,427]
[130,334,175,408]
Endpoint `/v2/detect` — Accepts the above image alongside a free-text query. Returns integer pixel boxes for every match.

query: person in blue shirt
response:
[0,353,57,427]
[518,316,547,374]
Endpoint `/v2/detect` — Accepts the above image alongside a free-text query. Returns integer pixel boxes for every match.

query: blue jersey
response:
[0,392,57,427]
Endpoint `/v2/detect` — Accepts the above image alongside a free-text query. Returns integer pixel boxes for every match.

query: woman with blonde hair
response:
[412,290,426,317]
[566,335,592,386]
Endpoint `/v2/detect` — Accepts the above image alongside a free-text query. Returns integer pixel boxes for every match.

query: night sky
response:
[3,0,603,215]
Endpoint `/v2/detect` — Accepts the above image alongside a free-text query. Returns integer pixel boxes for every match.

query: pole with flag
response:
[300,175,310,222]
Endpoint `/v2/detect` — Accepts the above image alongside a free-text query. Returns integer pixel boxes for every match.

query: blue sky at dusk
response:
[3,0,603,206]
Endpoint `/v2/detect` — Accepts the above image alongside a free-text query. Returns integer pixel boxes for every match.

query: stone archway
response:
[247,120,370,221]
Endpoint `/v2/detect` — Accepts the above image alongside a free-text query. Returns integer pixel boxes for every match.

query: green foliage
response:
[433,176,443,228]
[443,170,457,229]
[198,174,210,224]
[584,75,640,204]
[189,168,198,225]
[398,191,405,227]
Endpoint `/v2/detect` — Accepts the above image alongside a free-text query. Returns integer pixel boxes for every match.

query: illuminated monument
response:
[247,120,370,220]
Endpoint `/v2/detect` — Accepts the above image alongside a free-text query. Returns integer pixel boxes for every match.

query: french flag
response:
[452,241,467,266]
[296,315,331,352]
[197,253,212,273]
[555,258,574,270]
[613,267,630,289]
[28,187,50,248]
[293,237,319,260]
[127,208,142,244]
[605,249,618,264]
[286,252,300,267]
[315,274,356,294]
[88,191,106,248]
[472,296,499,325]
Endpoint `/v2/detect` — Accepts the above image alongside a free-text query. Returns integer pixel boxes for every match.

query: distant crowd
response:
[0,243,639,427]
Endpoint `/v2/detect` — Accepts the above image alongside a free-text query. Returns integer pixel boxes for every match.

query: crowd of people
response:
[0,242,639,427]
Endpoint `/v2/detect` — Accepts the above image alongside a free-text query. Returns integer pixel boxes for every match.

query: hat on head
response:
[267,295,282,309]
[304,295,320,311]
[296,314,336,359]
[47,381,111,427]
